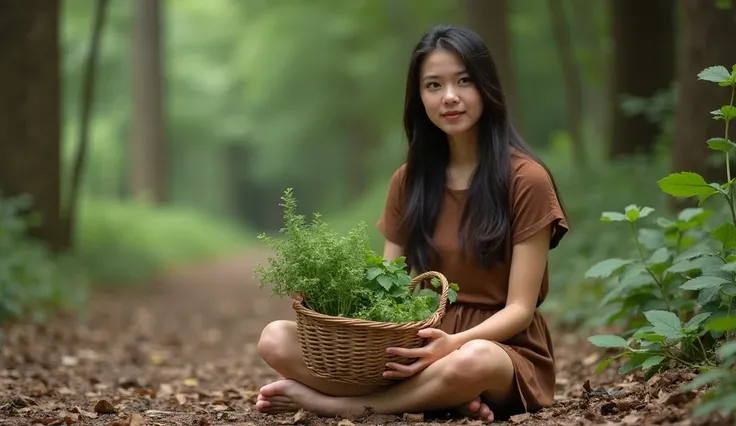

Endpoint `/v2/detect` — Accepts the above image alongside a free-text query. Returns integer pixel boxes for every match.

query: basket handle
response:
[409,270,450,317]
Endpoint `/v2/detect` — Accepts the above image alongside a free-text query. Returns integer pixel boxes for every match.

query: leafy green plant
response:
[585,64,736,419]
[253,188,458,323]
[0,193,88,324]
[355,255,459,322]
[75,197,252,286]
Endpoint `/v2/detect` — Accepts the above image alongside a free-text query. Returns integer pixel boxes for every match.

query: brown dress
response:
[376,150,568,417]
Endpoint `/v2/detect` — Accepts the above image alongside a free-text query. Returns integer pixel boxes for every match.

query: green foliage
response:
[356,256,460,322]
[75,198,253,286]
[586,64,736,419]
[253,189,458,323]
[0,194,88,324]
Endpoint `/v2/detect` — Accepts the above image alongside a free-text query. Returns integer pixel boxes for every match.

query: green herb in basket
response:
[253,188,458,323]
[352,255,459,322]
[253,188,370,318]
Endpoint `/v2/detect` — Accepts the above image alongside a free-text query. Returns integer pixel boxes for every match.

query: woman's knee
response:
[439,339,514,385]
[257,320,299,368]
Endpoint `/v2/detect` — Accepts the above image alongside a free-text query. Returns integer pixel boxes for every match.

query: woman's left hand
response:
[383,328,460,379]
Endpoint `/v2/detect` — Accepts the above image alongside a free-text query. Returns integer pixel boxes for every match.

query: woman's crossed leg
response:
[255,320,516,423]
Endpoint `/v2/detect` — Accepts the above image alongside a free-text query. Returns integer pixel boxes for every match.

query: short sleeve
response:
[510,159,569,249]
[376,165,407,246]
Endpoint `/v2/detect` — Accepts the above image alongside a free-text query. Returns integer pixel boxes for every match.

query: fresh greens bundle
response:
[253,188,458,323]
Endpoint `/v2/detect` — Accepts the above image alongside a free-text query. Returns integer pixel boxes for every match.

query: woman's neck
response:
[447,132,477,167]
[446,133,477,190]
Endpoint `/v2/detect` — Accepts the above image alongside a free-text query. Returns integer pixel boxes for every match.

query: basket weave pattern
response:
[292,270,450,386]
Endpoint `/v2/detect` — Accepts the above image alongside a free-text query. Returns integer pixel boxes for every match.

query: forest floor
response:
[0,250,730,426]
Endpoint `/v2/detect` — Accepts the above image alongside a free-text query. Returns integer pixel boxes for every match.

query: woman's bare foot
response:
[255,379,350,417]
[458,397,494,422]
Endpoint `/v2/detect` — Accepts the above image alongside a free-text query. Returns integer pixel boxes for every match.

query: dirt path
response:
[0,251,721,425]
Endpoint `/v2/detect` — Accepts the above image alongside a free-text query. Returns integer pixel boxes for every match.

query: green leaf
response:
[587,334,630,349]
[698,65,731,83]
[667,255,722,273]
[678,208,703,222]
[681,369,730,391]
[618,353,650,374]
[680,276,730,291]
[644,310,683,339]
[684,312,712,330]
[600,273,654,306]
[717,340,736,358]
[706,137,736,152]
[366,267,382,281]
[705,315,736,332]
[693,394,736,419]
[647,247,670,264]
[632,330,667,342]
[698,285,721,305]
[641,355,665,369]
[585,258,633,279]
[594,357,615,374]
[721,105,736,120]
[376,275,395,291]
[623,205,654,222]
[721,261,736,272]
[638,228,665,250]
[711,222,736,249]
[600,212,627,222]
[657,172,721,199]
[447,288,457,303]
[398,272,411,288]
[722,283,736,297]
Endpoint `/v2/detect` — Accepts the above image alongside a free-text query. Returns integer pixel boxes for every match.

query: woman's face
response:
[419,49,483,138]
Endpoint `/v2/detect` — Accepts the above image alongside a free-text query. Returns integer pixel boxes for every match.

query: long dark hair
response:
[399,24,564,273]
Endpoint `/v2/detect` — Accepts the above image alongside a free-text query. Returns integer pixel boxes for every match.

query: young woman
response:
[255,24,568,423]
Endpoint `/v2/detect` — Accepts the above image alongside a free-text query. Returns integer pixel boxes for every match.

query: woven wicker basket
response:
[292,270,450,386]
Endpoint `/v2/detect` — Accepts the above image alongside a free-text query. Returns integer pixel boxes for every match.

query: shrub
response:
[586,64,736,419]
[74,197,254,286]
[0,193,88,325]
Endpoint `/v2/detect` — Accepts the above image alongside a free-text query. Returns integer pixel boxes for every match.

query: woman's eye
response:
[459,77,471,84]
[425,82,440,89]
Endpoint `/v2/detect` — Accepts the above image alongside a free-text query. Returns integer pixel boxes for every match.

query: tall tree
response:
[548,0,587,167]
[131,0,167,203]
[671,0,736,205]
[465,0,520,130]
[608,0,675,159]
[0,0,67,252]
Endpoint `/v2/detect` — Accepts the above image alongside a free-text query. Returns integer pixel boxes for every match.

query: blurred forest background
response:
[2,0,735,331]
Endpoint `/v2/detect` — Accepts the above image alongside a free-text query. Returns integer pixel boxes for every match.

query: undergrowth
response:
[75,198,253,286]
[0,193,88,325]
[586,64,736,420]
[253,188,458,323]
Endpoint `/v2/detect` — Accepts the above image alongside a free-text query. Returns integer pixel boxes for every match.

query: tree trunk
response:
[131,0,167,203]
[0,0,67,252]
[465,0,520,131]
[608,0,675,159]
[671,1,736,210]
[547,0,587,168]
[66,0,110,248]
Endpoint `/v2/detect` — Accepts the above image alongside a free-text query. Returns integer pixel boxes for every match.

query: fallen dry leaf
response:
[32,417,59,425]
[94,399,115,414]
[402,412,424,422]
[70,406,97,419]
[130,412,145,426]
[621,414,641,425]
[509,412,531,424]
